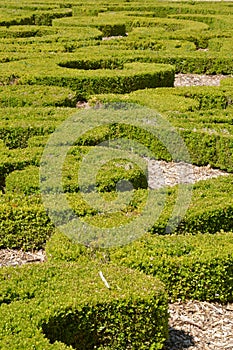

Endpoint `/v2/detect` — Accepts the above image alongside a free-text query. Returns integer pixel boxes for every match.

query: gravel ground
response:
[174,73,229,87]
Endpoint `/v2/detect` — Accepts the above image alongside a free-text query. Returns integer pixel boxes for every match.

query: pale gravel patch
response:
[145,158,229,189]
[0,249,46,267]
[174,73,230,87]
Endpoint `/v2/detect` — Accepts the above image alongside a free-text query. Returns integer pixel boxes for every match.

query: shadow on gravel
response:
[164,327,195,350]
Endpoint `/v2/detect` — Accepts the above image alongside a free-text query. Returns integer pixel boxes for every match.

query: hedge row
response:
[0,59,175,98]
[0,25,54,39]
[1,39,233,79]
[169,13,233,31]
[0,8,72,26]
[88,87,233,171]
[0,107,74,148]
[73,1,233,16]
[0,85,78,108]
[0,26,102,52]
[52,13,208,35]
[5,149,148,194]
[45,230,233,303]
[0,147,43,192]
[0,262,168,349]
[2,174,233,250]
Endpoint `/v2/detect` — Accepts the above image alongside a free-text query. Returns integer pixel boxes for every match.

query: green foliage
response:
[0,7,72,26]
[0,59,175,98]
[46,230,233,303]
[90,86,233,170]
[0,0,233,325]
[3,174,233,250]
[0,85,78,107]
[5,165,40,195]
[0,25,54,38]
[5,150,148,194]
[0,147,43,191]
[110,231,233,302]
[0,193,53,250]
[0,107,74,148]
[0,262,168,349]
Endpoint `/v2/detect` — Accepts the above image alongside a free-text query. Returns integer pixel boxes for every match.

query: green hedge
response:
[0,27,102,55]
[0,7,72,26]
[46,230,233,303]
[0,107,74,148]
[0,58,175,98]
[0,262,168,349]
[0,147,43,191]
[110,232,233,302]
[0,85,77,108]
[80,1,233,16]
[0,25,54,38]
[2,174,233,250]
[169,13,233,31]
[221,77,233,87]
[5,149,148,194]
[0,194,53,250]
[89,86,233,171]
[53,13,208,34]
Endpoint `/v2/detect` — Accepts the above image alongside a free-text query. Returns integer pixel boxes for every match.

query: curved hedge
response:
[0,107,74,148]
[2,175,233,250]
[0,58,175,98]
[0,7,72,27]
[46,230,233,303]
[90,86,233,171]
[5,150,148,194]
[0,261,168,349]
[0,85,77,107]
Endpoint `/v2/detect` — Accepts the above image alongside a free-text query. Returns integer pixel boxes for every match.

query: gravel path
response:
[174,73,229,87]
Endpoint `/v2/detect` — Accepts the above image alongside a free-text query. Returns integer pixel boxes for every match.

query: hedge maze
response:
[0,0,233,348]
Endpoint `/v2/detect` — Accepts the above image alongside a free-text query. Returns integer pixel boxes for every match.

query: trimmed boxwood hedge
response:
[0,7,72,27]
[46,230,233,303]
[0,107,74,148]
[2,174,233,250]
[89,86,233,171]
[5,150,148,194]
[0,261,168,349]
[0,58,175,98]
[0,85,78,108]
[0,147,43,192]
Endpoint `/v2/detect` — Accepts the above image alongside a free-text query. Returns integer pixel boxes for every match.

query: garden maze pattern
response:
[0,1,233,349]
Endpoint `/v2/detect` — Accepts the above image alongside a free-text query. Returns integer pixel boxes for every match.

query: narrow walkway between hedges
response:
[174,73,229,87]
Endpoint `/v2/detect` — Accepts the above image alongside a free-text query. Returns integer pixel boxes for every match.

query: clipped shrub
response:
[0,261,168,349]
[0,107,74,148]
[5,151,148,194]
[0,25,54,38]
[46,230,233,303]
[89,86,233,170]
[0,7,72,27]
[0,146,43,191]
[0,85,77,108]
[110,231,233,302]
[52,15,127,36]
[0,58,175,98]
[5,165,40,195]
